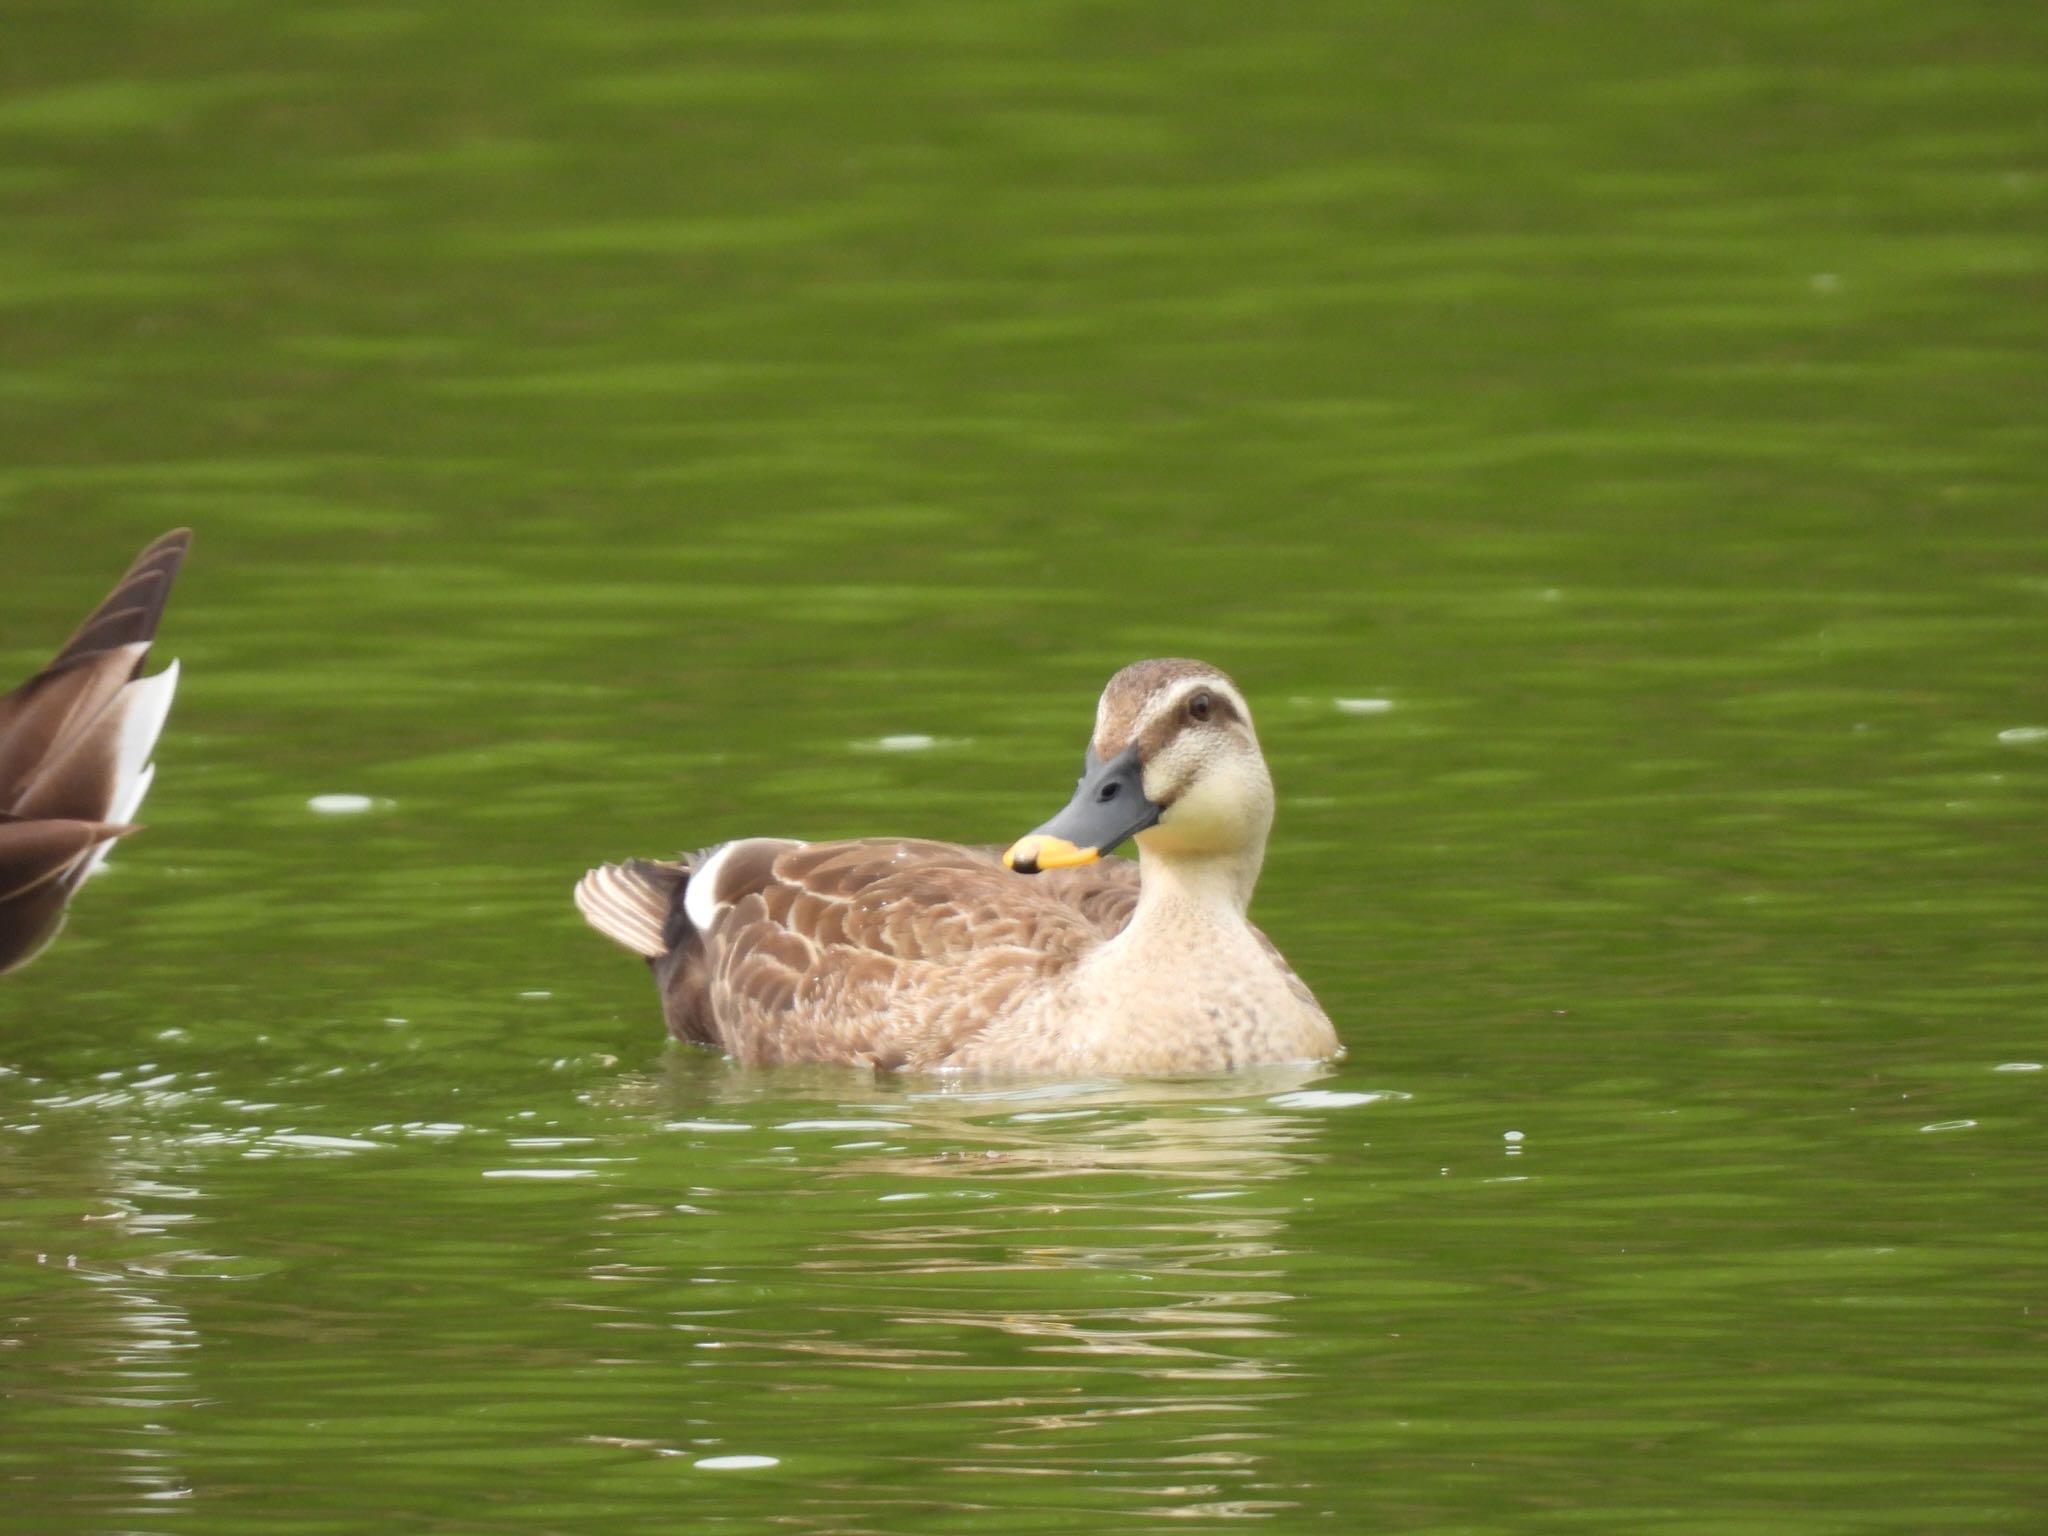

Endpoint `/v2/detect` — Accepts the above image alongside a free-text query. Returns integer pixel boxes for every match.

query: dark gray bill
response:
[1003,744,1163,873]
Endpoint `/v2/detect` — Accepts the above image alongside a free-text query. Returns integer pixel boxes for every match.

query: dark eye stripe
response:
[1131,690,1245,761]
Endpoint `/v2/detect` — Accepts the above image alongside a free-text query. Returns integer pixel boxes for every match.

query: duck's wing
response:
[0,530,188,974]
[0,528,189,825]
[1027,854,1140,935]
[0,817,133,975]
[701,837,1122,1068]
[578,837,1126,1069]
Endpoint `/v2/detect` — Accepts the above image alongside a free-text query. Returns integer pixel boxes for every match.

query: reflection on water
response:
[574,1063,1355,1526]
[7,1030,2045,1532]
[1,1138,205,1515]
[5,1061,1396,1529]
[4,0,2047,1527]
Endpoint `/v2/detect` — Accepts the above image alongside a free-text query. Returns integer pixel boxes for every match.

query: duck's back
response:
[577,836,1141,1069]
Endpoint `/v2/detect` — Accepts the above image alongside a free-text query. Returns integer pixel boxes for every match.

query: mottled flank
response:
[578,660,1336,1075]
[659,838,1134,1067]
[0,530,189,975]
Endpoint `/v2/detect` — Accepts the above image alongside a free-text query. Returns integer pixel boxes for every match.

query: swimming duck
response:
[576,658,1338,1075]
[0,530,189,976]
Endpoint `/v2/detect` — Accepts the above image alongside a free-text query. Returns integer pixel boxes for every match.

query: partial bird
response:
[0,529,190,975]
[576,658,1338,1075]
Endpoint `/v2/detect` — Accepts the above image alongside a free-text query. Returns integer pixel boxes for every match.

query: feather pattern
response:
[0,529,189,975]
[577,660,1339,1075]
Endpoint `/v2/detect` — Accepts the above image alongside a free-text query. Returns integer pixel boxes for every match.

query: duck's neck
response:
[1129,845,1263,932]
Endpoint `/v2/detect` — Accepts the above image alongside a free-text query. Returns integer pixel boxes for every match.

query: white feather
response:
[682,841,737,934]
[109,658,179,811]
[108,754,158,830]
[77,658,177,879]
[80,762,152,879]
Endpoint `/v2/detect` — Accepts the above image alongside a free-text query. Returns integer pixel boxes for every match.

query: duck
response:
[0,529,189,976]
[575,657,1339,1075]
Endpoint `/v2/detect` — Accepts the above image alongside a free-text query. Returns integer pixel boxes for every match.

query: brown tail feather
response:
[50,528,192,670]
[0,818,133,973]
[0,529,188,976]
[0,529,191,807]
[574,859,688,958]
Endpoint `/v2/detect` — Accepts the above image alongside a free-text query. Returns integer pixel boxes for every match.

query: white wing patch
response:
[682,841,738,934]
[83,657,179,880]
[109,658,180,816]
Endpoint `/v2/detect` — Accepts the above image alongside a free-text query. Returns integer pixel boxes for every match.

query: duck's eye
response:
[1187,690,1213,723]
[1097,780,1120,803]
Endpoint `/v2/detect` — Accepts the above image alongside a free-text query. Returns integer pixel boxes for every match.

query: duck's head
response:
[1004,658,1274,876]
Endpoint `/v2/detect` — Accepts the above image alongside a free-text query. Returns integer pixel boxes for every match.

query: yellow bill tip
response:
[1003,834,1100,873]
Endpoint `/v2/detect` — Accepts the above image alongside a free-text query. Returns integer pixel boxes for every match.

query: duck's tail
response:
[0,530,190,825]
[574,858,687,958]
[0,529,190,975]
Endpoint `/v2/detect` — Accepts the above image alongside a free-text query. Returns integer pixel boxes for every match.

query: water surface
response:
[3,2,2045,1532]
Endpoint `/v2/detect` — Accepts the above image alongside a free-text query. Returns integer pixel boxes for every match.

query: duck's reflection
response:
[0,1125,205,1516]
[591,1055,1364,1527]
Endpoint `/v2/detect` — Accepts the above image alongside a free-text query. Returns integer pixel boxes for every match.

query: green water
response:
[4,2,2046,1531]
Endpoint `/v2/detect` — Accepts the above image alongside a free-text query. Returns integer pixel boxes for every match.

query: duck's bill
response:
[1003,745,1162,874]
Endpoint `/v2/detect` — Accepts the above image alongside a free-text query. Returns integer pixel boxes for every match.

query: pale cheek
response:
[1142,741,1211,808]
[1157,779,1237,846]
[1140,762,1186,808]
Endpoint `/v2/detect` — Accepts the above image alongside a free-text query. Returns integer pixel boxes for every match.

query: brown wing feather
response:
[0,529,190,813]
[657,838,1130,1069]
[0,530,188,975]
[0,532,188,974]
[0,662,138,812]
[1031,856,1140,936]
[0,819,127,904]
[0,818,130,974]
[49,529,192,668]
